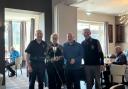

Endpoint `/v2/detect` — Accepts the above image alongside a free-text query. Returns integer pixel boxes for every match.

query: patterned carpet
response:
[6,68,128,89]
[5,68,87,89]
[6,68,39,89]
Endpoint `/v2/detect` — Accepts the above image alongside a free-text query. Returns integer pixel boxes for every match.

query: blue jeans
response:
[43,69,48,87]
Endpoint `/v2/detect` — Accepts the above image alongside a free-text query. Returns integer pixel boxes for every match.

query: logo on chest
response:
[91,45,95,50]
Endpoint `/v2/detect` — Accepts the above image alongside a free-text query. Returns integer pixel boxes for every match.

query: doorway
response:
[5,8,45,89]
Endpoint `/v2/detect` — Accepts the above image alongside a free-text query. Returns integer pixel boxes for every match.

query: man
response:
[63,33,83,89]
[25,30,47,89]
[6,47,20,77]
[47,33,65,89]
[113,46,127,65]
[103,46,127,88]
[81,28,104,89]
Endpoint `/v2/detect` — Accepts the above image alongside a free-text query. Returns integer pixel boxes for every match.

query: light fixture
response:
[86,12,92,15]
[119,11,128,25]
[119,14,128,25]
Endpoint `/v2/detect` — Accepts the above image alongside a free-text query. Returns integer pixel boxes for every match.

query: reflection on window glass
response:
[77,21,105,54]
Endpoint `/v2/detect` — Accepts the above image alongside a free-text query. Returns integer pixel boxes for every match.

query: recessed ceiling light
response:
[86,12,92,15]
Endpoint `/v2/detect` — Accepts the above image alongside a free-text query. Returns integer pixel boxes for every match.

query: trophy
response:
[52,46,66,89]
[52,46,57,61]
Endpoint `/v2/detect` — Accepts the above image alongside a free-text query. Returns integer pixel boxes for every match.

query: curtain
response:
[20,21,26,60]
[30,18,35,41]
[104,22,109,57]
[8,21,13,50]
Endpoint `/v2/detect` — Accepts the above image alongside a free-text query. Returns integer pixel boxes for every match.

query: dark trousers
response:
[6,61,15,74]
[65,68,80,89]
[103,64,111,88]
[29,63,45,89]
[47,62,65,89]
[43,70,48,87]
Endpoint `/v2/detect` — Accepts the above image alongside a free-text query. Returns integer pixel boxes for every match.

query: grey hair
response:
[50,33,58,42]
[83,28,91,33]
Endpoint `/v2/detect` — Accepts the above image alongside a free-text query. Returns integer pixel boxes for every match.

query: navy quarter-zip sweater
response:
[81,38,104,65]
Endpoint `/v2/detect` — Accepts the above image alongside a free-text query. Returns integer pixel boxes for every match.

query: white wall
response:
[54,4,77,44]
[52,2,116,53]
[77,10,116,53]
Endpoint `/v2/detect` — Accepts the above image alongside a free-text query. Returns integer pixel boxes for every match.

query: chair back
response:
[110,64,126,76]
[110,84,125,89]
[110,64,126,83]
[15,57,22,69]
[0,74,3,86]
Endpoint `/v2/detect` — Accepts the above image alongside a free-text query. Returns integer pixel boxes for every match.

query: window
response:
[12,21,21,52]
[5,22,9,52]
[77,21,105,54]
[5,8,45,60]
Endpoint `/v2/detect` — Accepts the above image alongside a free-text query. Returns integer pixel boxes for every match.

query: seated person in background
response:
[103,46,127,88]
[6,47,20,77]
[112,46,127,65]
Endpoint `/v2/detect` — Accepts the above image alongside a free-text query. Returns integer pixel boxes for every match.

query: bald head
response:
[83,28,91,39]
[67,33,74,42]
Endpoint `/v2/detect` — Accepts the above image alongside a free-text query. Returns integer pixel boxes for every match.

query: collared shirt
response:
[82,37,104,65]
[47,43,63,59]
[47,43,64,65]
[25,39,47,63]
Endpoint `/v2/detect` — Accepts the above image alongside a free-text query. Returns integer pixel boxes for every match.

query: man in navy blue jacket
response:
[63,33,83,89]
[25,30,47,89]
[81,28,104,89]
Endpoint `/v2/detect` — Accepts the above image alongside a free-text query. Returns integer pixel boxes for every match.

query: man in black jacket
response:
[25,30,47,89]
[81,28,104,89]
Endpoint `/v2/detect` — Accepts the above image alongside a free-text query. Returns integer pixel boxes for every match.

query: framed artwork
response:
[116,24,125,43]
[108,24,113,43]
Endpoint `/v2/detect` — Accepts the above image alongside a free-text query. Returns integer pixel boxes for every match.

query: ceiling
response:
[71,0,128,16]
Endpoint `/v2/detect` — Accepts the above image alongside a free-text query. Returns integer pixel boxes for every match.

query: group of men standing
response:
[25,28,104,89]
